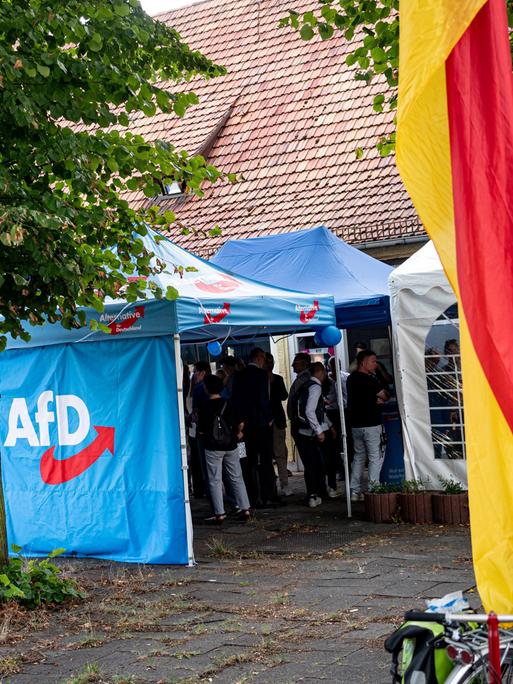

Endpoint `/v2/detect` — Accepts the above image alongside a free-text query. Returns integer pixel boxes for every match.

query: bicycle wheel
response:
[446,645,513,683]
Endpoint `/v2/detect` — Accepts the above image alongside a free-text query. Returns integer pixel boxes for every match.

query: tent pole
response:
[173,334,195,567]
[334,344,352,517]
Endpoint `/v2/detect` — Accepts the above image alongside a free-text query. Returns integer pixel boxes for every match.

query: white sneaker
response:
[327,487,340,499]
[281,486,293,497]
[308,495,322,508]
[350,492,364,503]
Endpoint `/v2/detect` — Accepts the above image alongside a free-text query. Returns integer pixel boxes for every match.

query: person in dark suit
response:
[232,347,278,506]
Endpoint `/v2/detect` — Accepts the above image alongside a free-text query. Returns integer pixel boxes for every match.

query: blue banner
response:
[380,402,406,485]
[0,336,189,564]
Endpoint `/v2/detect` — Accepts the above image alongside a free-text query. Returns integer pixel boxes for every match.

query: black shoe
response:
[204,514,226,525]
[236,510,252,522]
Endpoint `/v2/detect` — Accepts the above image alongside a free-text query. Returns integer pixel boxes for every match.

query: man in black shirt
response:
[347,350,389,501]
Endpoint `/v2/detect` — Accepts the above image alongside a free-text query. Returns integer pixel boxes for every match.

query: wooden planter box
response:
[398,492,433,524]
[364,492,398,523]
[432,492,469,524]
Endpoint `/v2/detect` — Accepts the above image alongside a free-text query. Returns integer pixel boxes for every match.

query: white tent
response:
[389,241,467,487]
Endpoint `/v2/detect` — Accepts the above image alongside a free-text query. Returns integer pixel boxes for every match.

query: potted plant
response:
[432,477,469,524]
[364,482,400,523]
[398,479,433,524]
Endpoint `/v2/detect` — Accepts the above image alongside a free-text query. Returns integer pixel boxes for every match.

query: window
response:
[162,181,183,198]
[424,305,465,459]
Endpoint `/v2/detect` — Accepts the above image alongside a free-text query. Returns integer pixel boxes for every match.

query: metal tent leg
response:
[173,334,195,566]
[334,344,352,518]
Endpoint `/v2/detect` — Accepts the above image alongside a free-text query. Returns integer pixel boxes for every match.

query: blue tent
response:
[0,229,336,565]
[211,225,393,328]
[6,228,336,350]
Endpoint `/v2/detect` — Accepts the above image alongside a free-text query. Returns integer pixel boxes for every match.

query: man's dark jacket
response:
[232,364,272,428]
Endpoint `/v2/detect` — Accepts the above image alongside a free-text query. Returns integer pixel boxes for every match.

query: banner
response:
[0,336,189,564]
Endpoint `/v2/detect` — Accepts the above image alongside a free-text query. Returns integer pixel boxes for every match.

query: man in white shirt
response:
[296,362,337,508]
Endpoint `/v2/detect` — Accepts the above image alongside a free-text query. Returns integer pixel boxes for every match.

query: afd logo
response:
[4,391,115,486]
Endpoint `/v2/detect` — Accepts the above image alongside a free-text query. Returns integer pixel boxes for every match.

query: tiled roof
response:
[127,0,423,256]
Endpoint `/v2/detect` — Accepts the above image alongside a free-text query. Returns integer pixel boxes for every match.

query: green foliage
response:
[64,662,102,684]
[282,0,513,156]
[0,545,85,608]
[0,0,227,348]
[368,480,400,493]
[401,478,428,493]
[438,476,465,494]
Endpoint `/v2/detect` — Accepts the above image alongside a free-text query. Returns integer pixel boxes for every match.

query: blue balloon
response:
[207,341,223,357]
[320,325,342,347]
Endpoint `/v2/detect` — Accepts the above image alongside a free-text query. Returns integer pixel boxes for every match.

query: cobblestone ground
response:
[0,490,475,684]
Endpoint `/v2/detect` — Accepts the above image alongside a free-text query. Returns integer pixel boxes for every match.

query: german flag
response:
[397,0,513,611]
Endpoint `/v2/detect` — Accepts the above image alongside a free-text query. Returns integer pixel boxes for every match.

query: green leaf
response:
[114,2,130,16]
[12,273,29,286]
[318,23,334,40]
[36,64,50,78]
[355,147,364,159]
[47,548,66,558]
[371,46,387,63]
[165,285,179,300]
[300,24,315,40]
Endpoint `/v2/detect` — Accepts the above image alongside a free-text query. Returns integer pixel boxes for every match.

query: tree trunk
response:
[0,455,9,565]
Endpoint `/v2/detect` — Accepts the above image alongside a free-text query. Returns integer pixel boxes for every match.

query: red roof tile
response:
[125,0,423,255]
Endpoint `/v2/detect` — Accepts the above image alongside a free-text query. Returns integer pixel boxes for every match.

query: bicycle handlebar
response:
[404,610,513,624]
[404,611,447,624]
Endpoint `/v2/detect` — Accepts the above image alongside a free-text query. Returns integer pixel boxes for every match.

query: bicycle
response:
[385,610,513,683]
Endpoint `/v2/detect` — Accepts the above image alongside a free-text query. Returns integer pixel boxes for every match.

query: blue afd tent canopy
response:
[0,229,336,566]
[211,225,393,328]
[6,228,336,350]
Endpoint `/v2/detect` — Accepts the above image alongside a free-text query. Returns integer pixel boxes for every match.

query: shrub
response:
[0,546,85,608]
[438,476,465,494]
[401,478,429,493]
[368,481,401,493]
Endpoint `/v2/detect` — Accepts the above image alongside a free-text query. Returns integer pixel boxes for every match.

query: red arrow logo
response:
[108,306,145,335]
[299,300,319,324]
[194,275,240,294]
[40,426,115,485]
[203,302,231,324]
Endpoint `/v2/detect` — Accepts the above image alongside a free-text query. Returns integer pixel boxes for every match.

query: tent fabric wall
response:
[211,226,392,328]
[0,335,190,564]
[389,242,467,486]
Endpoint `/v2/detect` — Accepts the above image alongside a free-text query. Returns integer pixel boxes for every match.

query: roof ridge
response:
[152,0,243,20]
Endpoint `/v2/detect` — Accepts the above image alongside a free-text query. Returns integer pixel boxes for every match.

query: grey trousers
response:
[350,425,383,494]
[205,448,251,515]
[273,425,289,487]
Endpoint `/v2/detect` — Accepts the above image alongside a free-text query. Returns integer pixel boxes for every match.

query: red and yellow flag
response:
[397,0,513,611]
